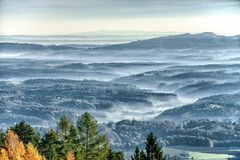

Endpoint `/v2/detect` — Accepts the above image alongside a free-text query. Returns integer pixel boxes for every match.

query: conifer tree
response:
[77,112,109,160]
[107,147,124,160]
[131,146,141,160]
[145,132,165,160]
[66,124,79,153]
[58,115,73,157]
[12,121,40,147]
[131,133,165,160]
[107,147,115,160]
[0,130,4,148]
[40,129,60,160]
[58,115,80,159]
[140,150,146,160]
[58,115,72,138]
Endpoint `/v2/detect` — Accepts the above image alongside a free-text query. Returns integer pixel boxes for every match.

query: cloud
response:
[0,0,239,35]
[1,0,239,20]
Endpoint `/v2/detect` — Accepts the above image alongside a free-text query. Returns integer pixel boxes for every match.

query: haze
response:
[0,0,240,35]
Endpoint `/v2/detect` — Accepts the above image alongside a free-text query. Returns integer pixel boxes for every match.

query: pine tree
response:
[145,132,165,160]
[12,121,40,147]
[107,147,115,160]
[113,152,124,160]
[140,150,146,160]
[131,133,165,160]
[67,124,79,148]
[0,130,4,148]
[131,147,141,160]
[131,147,146,160]
[58,115,73,158]
[58,115,72,138]
[107,147,124,160]
[40,129,60,160]
[57,115,80,159]
[64,124,79,158]
[77,112,109,160]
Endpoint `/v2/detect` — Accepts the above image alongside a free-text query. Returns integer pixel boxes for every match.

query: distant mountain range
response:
[1,33,240,51]
[95,32,240,50]
[154,93,240,122]
[0,43,79,52]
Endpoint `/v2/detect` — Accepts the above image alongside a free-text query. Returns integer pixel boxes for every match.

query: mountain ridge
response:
[93,32,240,50]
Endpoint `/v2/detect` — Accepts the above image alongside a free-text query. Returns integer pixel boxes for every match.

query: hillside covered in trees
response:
[0,112,166,160]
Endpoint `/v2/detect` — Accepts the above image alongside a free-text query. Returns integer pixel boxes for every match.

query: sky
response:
[0,0,240,35]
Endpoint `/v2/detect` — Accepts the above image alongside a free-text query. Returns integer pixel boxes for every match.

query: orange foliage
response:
[67,151,75,160]
[25,143,45,160]
[4,130,26,160]
[0,130,45,160]
[0,148,9,160]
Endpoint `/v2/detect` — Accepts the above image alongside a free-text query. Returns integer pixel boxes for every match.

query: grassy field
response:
[165,147,235,160]
[188,151,233,160]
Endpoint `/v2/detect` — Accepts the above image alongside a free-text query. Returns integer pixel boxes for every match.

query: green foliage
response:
[58,115,79,157]
[0,130,4,148]
[11,121,40,147]
[40,129,62,160]
[131,147,141,160]
[65,124,79,152]
[39,113,111,160]
[0,113,128,160]
[58,115,72,138]
[107,147,124,160]
[140,150,146,160]
[77,112,109,160]
[145,132,165,160]
[131,132,165,160]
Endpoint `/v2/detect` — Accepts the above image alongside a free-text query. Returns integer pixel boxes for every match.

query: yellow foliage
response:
[0,148,9,160]
[67,151,75,160]
[25,143,45,160]
[4,130,26,160]
[0,130,45,160]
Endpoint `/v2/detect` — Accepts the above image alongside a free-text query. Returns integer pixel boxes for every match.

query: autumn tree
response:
[77,112,109,160]
[25,143,45,160]
[0,130,45,160]
[4,130,26,160]
[67,151,75,160]
[0,148,9,160]
[0,113,127,160]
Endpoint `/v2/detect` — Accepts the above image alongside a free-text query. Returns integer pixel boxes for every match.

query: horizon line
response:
[0,31,239,37]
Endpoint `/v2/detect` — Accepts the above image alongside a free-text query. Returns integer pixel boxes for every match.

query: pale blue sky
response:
[0,0,240,35]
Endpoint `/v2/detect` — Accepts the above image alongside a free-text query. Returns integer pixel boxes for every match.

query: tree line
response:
[0,112,165,160]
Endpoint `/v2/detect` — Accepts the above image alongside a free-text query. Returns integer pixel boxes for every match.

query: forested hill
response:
[0,113,166,160]
[95,33,240,50]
